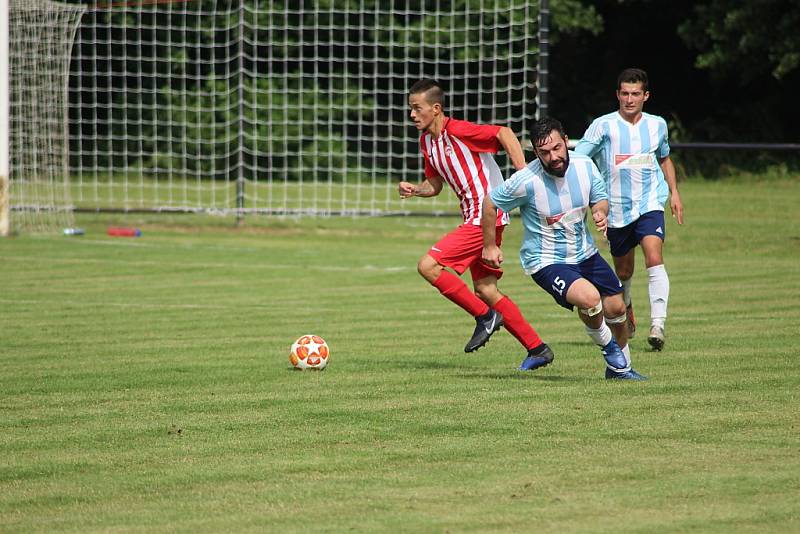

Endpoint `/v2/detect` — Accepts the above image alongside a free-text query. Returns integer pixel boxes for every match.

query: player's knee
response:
[579,301,602,317]
[474,284,500,304]
[417,255,441,282]
[605,312,626,324]
[616,268,633,281]
[603,297,626,318]
[644,257,664,269]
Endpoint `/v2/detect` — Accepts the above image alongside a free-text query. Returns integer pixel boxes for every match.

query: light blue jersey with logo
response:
[490,152,607,275]
[574,111,670,228]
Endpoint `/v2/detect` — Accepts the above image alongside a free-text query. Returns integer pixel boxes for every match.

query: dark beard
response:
[542,151,570,177]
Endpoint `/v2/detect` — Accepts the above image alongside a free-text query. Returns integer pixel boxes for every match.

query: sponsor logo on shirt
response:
[614,154,655,168]
[545,207,585,228]
[546,213,564,225]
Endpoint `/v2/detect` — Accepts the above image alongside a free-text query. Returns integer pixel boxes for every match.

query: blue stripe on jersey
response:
[566,165,588,255]
[617,123,634,224]
[637,119,653,218]
[525,180,543,264]
[541,176,564,265]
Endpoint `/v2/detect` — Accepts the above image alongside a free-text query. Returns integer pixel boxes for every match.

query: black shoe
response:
[464,309,504,353]
[518,344,555,371]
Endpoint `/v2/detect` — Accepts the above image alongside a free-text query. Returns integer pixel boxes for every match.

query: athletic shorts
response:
[428,223,505,281]
[531,252,623,310]
[607,210,666,257]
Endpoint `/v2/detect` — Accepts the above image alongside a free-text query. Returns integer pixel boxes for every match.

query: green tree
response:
[677,0,800,81]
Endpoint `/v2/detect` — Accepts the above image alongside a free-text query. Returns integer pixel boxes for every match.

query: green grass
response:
[1,179,799,532]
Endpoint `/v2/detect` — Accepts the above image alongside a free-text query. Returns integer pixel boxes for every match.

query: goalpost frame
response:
[0,0,9,237]
[3,1,546,220]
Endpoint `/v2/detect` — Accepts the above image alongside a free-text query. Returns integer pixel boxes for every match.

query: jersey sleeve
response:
[446,119,502,153]
[588,160,608,204]
[574,138,599,157]
[419,137,439,178]
[657,119,671,159]
[574,119,605,158]
[489,167,532,213]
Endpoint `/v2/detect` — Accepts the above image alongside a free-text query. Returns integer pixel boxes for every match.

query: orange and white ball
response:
[289,335,330,370]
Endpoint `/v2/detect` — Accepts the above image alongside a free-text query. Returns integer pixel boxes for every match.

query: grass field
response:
[2,179,799,532]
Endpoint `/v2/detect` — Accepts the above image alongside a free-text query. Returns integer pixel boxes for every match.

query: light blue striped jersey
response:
[490,152,607,275]
[574,111,670,228]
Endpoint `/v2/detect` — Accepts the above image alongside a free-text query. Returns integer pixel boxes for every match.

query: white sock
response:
[585,322,613,347]
[621,278,632,307]
[647,264,669,327]
[621,344,632,368]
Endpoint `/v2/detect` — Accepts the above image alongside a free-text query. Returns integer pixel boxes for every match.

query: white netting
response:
[68,0,537,216]
[7,0,85,234]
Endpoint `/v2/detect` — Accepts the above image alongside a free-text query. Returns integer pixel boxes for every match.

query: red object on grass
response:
[107,227,142,237]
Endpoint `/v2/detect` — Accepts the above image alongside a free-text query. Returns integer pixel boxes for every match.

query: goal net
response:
[66,0,538,217]
[3,0,85,235]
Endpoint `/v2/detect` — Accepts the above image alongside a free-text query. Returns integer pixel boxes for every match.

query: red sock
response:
[492,296,543,350]
[431,270,489,317]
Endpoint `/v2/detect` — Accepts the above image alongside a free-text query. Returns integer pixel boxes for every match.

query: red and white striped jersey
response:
[420,117,509,226]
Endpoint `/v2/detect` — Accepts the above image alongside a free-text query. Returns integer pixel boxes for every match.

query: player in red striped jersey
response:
[399,79,553,368]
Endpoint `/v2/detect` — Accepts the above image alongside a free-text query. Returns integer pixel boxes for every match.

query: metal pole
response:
[0,0,10,236]
[536,0,549,120]
[235,0,245,225]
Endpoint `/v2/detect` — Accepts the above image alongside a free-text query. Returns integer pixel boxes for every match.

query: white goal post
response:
[5,0,540,226]
[1,0,10,236]
[2,0,85,235]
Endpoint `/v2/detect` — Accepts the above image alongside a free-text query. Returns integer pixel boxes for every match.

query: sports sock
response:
[492,296,543,350]
[621,277,633,307]
[431,270,489,317]
[647,264,669,326]
[621,343,632,367]
[585,322,613,347]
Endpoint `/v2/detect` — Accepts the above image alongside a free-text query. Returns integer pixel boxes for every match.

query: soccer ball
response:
[289,334,330,370]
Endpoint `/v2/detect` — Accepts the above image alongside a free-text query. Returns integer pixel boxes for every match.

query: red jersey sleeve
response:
[419,136,439,178]
[445,118,502,153]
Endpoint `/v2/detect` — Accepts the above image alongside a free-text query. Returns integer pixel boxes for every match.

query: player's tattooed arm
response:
[398,175,444,198]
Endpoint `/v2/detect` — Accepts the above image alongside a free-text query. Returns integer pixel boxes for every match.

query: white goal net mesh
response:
[65,1,537,216]
[7,0,85,234]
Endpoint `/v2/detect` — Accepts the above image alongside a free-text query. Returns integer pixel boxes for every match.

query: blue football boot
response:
[601,339,648,380]
[517,344,555,371]
[605,367,648,380]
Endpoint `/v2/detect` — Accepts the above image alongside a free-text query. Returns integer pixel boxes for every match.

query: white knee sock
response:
[621,278,632,307]
[647,264,669,328]
[585,322,613,347]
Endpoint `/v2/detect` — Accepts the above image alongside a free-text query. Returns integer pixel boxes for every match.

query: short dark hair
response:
[409,78,445,106]
[617,68,649,91]
[530,117,566,148]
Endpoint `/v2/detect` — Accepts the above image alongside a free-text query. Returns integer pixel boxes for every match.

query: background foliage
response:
[64,0,800,179]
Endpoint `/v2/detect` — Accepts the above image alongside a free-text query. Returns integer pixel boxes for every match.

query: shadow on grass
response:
[458,371,582,382]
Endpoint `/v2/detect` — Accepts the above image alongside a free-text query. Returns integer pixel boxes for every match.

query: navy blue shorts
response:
[531,253,623,310]
[607,210,666,257]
